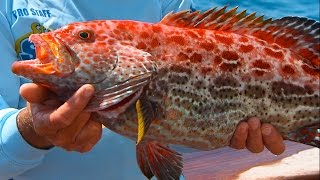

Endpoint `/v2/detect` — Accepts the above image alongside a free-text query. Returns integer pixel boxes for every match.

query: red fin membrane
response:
[85,73,152,111]
[136,141,183,180]
[136,142,154,179]
[253,17,319,70]
[160,6,271,31]
[160,6,319,73]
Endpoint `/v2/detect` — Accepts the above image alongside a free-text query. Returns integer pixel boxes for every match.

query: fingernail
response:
[248,118,260,130]
[239,125,247,133]
[262,126,272,136]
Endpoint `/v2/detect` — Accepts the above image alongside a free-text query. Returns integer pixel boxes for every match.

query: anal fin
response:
[136,141,183,180]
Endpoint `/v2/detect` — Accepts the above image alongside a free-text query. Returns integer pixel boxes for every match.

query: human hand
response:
[230,117,285,155]
[17,83,102,153]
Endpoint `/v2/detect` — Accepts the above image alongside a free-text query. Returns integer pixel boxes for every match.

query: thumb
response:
[20,83,51,103]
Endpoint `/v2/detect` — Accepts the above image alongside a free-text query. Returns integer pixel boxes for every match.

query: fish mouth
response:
[12,33,75,78]
[32,34,54,64]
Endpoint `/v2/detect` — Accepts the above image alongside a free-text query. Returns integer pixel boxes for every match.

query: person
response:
[0,0,285,179]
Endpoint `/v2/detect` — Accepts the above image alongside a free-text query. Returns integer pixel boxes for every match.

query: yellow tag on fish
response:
[136,100,145,145]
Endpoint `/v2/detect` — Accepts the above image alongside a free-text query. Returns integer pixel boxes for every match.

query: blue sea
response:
[193,0,320,20]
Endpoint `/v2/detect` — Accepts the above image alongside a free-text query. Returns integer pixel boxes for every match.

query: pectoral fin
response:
[136,141,183,180]
[136,99,155,144]
[84,45,157,116]
[85,73,152,112]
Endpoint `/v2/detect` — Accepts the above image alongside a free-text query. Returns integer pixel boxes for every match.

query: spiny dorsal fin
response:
[256,17,319,70]
[160,6,319,71]
[160,6,271,30]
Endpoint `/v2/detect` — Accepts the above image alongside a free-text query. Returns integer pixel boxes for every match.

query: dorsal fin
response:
[160,6,320,70]
[255,17,319,70]
[160,6,272,30]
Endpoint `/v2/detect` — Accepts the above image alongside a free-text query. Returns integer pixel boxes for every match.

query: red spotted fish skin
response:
[94,19,319,149]
[12,9,320,149]
[12,22,157,101]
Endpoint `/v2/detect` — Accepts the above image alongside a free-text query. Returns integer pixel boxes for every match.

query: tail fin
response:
[287,123,320,147]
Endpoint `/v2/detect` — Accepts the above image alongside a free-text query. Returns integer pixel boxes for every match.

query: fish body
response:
[94,19,320,150]
[12,7,320,180]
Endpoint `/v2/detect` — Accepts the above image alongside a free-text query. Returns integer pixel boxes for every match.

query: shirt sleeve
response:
[0,11,51,179]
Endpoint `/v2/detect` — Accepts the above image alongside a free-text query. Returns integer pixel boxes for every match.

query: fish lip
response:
[29,34,53,64]
[11,34,55,76]
[12,33,76,77]
[30,33,75,66]
[12,34,58,77]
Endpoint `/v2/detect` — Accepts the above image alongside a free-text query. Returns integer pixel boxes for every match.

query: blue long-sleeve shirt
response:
[0,0,193,179]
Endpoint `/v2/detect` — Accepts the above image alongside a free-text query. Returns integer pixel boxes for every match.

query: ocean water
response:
[193,0,320,20]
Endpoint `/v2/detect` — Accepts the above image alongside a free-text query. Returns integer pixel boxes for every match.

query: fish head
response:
[12,21,157,101]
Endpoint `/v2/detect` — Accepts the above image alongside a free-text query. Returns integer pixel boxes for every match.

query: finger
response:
[246,117,264,153]
[49,84,95,129]
[73,120,102,153]
[20,83,51,103]
[230,121,248,149]
[49,112,91,147]
[29,102,59,136]
[261,124,285,155]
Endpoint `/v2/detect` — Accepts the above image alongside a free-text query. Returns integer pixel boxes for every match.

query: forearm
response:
[0,108,50,178]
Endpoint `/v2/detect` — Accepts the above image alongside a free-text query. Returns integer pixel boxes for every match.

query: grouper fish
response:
[12,6,320,180]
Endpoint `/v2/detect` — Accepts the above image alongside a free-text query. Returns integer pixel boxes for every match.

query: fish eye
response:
[78,30,92,40]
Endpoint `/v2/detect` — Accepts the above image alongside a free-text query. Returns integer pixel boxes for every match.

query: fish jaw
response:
[12,33,76,81]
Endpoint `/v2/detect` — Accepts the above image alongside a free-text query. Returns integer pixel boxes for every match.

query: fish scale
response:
[11,6,320,180]
[92,19,319,150]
